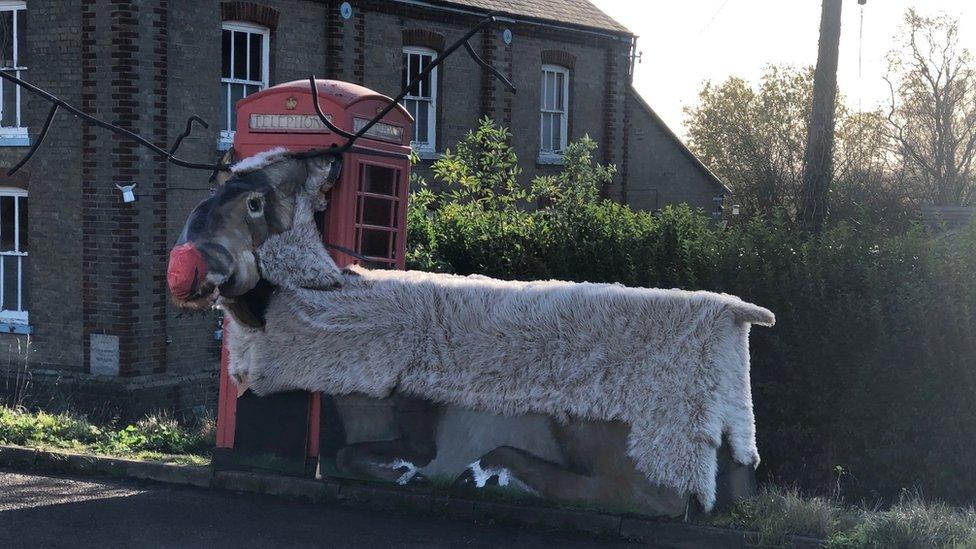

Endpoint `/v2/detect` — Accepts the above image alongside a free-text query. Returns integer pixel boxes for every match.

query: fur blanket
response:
[225,167,775,511]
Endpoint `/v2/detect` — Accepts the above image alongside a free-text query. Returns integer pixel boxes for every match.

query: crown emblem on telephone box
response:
[284,96,298,110]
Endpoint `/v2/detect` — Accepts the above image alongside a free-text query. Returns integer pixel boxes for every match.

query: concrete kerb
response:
[0,444,212,488]
[0,444,823,547]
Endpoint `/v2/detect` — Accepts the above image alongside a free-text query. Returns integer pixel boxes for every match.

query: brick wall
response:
[0,0,86,373]
[0,1,723,418]
[625,91,726,214]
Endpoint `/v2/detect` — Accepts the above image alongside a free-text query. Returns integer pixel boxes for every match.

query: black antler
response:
[0,69,225,176]
[309,13,515,155]
[0,13,515,177]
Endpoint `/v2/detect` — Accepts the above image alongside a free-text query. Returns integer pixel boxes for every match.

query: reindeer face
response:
[167,150,340,326]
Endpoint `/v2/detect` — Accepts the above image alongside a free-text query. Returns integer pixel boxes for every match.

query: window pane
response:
[545,72,556,111]
[362,164,397,196]
[248,32,263,83]
[17,196,25,252]
[360,197,394,227]
[2,255,18,311]
[416,100,429,143]
[18,255,26,312]
[15,9,24,67]
[1,75,13,127]
[404,98,416,119]
[408,53,421,96]
[245,83,261,97]
[556,72,564,110]
[360,229,392,258]
[221,29,231,79]
[0,11,12,69]
[230,84,245,131]
[541,113,552,151]
[553,112,562,150]
[233,31,247,80]
[0,196,12,252]
[419,54,430,98]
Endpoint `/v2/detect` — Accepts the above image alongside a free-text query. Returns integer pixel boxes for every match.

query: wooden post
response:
[800,0,843,233]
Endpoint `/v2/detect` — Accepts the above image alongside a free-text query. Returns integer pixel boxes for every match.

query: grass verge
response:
[0,405,213,465]
[708,485,976,547]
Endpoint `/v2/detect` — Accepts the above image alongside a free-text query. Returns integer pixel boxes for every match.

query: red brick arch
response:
[0,170,29,191]
[541,49,576,70]
[402,29,445,53]
[220,1,279,29]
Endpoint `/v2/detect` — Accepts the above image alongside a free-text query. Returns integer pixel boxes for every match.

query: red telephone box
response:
[213,80,412,474]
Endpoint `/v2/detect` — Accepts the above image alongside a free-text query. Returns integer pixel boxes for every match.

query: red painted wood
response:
[216,316,235,448]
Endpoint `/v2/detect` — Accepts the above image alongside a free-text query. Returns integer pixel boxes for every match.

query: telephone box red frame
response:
[214,80,412,470]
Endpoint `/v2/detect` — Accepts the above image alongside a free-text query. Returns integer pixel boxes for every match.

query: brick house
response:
[0,0,726,417]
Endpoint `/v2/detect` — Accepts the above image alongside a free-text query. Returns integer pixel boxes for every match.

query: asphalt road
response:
[0,469,641,548]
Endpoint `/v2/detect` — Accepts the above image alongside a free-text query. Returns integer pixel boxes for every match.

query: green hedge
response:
[407,120,976,504]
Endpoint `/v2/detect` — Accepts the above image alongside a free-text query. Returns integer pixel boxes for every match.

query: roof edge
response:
[396,0,634,39]
[627,87,731,195]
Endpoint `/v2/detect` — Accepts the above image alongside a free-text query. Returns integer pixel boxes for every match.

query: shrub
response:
[408,119,976,506]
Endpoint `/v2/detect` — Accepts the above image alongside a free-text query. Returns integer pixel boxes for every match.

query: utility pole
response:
[799,0,844,233]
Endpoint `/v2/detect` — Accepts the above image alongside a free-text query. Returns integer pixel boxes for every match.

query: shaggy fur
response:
[230,146,291,174]
[225,152,775,510]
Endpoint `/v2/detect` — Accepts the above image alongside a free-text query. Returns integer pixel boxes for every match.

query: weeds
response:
[709,486,976,548]
[0,405,214,464]
[2,336,32,408]
[710,486,855,545]
[831,496,976,548]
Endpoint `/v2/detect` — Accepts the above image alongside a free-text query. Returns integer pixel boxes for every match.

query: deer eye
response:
[246,197,263,214]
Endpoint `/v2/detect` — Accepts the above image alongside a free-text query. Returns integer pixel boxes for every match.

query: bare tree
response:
[884,9,976,206]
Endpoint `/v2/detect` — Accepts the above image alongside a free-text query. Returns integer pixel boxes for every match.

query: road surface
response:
[0,469,641,548]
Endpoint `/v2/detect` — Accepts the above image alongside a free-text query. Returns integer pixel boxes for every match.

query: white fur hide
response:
[226,176,774,511]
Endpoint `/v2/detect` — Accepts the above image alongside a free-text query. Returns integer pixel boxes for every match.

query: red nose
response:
[167,243,208,300]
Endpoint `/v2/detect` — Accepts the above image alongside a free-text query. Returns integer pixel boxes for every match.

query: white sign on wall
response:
[90,334,120,377]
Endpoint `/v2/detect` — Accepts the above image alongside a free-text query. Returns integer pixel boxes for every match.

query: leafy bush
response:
[409,119,976,506]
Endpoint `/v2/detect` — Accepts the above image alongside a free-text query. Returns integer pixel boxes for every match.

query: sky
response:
[590,0,976,139]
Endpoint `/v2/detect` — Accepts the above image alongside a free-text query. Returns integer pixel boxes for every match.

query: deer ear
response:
[211,148,235,187]
[304,154,342,211]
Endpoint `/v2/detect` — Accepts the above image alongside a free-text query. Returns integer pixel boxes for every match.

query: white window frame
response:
[0,1,27,146]
[0,186,27,325]
[401,46,437,154]
[539,64,570,163]
[219,21,270,149]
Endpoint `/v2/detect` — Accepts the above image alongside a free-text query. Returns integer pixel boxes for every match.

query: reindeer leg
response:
[336,439,434,485]
[454,445,601,501]
[334,394,438,486]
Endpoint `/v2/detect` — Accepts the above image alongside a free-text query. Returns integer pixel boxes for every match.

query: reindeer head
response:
[167,148,341,327]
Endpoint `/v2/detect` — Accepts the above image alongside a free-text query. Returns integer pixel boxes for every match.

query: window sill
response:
[415,150,442,161]
[537,153,565,166]
[0,127,29,147]
[0,322,32,335]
